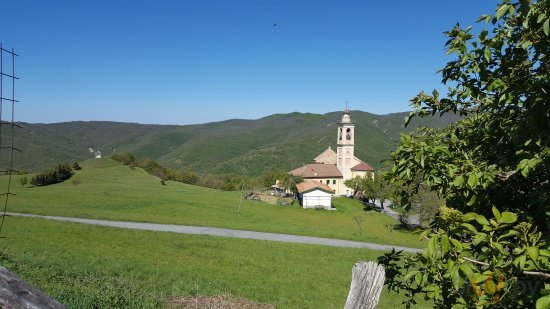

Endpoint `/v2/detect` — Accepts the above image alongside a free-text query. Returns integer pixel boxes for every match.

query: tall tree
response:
[379,0,550,307]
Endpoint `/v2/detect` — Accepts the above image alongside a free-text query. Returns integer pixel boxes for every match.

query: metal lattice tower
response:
[0,44,20,237]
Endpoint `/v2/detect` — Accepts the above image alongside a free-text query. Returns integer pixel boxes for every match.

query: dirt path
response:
[7,212,422,253]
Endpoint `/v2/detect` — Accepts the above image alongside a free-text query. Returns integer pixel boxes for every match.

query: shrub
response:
[31,163,73,186]
[72,162,81,170]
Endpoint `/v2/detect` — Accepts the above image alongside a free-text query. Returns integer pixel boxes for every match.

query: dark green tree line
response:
[31,163,74,186]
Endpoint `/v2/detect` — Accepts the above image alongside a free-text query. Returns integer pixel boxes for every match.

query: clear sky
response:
[1,0,499,125]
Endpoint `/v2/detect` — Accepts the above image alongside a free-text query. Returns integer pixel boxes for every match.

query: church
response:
[289,109,375,196]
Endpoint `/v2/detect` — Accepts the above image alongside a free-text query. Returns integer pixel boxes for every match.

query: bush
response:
[31,163,73,186]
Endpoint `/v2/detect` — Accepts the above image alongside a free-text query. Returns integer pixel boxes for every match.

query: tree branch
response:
[523,271,550,279]
[461,258,550,279]
[462,257,490,266]
[495,170,517,181]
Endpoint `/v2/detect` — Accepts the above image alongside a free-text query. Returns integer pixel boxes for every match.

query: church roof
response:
[351,162,375,171]
[313,146,337,164]
[289,163,343,178]
[296,180,334,194]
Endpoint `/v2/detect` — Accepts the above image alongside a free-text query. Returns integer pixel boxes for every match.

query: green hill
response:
[5,158,424,248]
[4,111,459,175]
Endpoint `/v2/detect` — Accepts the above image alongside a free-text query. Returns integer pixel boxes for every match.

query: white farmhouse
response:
[296,180,334,209]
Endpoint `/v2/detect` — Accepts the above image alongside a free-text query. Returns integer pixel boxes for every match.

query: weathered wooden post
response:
[0,266,65,308]
[344,261,385,309]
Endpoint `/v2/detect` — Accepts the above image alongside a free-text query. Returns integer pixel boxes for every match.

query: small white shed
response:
[296,181,334,210]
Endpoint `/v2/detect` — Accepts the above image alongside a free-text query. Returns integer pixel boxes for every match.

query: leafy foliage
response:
[380,207,549,307]
[344,172,393,206]
[380,0,550,307]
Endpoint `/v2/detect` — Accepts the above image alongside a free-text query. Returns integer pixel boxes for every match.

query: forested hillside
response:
[4,111,459,175]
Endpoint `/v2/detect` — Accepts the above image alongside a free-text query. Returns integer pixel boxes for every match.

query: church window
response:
[332,179,336,184]
[326,180,329,185]
[346,128,352,140]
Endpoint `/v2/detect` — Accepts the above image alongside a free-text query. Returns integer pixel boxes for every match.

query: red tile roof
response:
[289,163,343,178]
[351,162,375,171]
[296,180,334,194]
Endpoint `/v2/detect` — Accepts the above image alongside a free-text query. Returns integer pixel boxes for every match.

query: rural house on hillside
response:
[289,109,375,196]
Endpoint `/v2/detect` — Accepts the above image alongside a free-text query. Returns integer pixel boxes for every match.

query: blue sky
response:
[1,0,499,125]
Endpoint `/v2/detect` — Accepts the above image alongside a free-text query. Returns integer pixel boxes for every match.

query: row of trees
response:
[260,170,303,192]
[111,152,199,185]
[111,152,264,191]
[378,0,549,307]
[30,162,79,186]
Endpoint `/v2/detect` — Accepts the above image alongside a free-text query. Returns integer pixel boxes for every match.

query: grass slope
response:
[5,158,424,249]
[6,111,460,174]
[0,217,430,308]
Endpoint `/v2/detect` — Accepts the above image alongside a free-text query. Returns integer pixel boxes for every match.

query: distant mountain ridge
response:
[4,111,460,176]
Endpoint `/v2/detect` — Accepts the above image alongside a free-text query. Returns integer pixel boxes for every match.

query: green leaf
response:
[500,212,517,224]
[498,230,519,240]
[428,235,439,257]
[404,270,419,282]
[460,263,474,278]
[463,212,477,221]
[477,14,490,23]
[527,247,540,262]
[475,215,490,226]
[453,175,465,186]
[544,19,549,36]
[450,238,464,250]
[472,273,489,284]
[496,4,509,19]
[441,235,450,255]
[467,173,479,188]
[451,267,464,290]
[536,295,550,309]
[493,242,506,255]
[415,271,423,286]
[461,223,477,233]
[467,194,477,206]
[492,206,501,222]
[484,48,491,62]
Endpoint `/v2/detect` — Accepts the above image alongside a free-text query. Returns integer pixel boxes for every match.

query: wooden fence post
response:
[0,266,65,308]
[344,261,385,309]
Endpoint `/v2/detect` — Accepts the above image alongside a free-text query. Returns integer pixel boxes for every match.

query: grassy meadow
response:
[0,216,429,308]
[4,158,424,249]
[0,158,430,308]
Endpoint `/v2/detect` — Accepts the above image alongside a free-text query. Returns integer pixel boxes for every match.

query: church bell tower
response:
[336,108,355,178]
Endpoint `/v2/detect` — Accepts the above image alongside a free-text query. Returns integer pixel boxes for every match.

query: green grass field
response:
[0,216,429,308]
[0,159,430,308]
[4,158,424,249]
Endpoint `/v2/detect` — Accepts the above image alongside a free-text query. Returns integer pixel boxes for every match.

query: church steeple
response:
[337,108,355,171]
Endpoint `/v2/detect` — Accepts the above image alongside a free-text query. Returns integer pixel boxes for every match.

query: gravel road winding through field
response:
[7,212,422,253]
